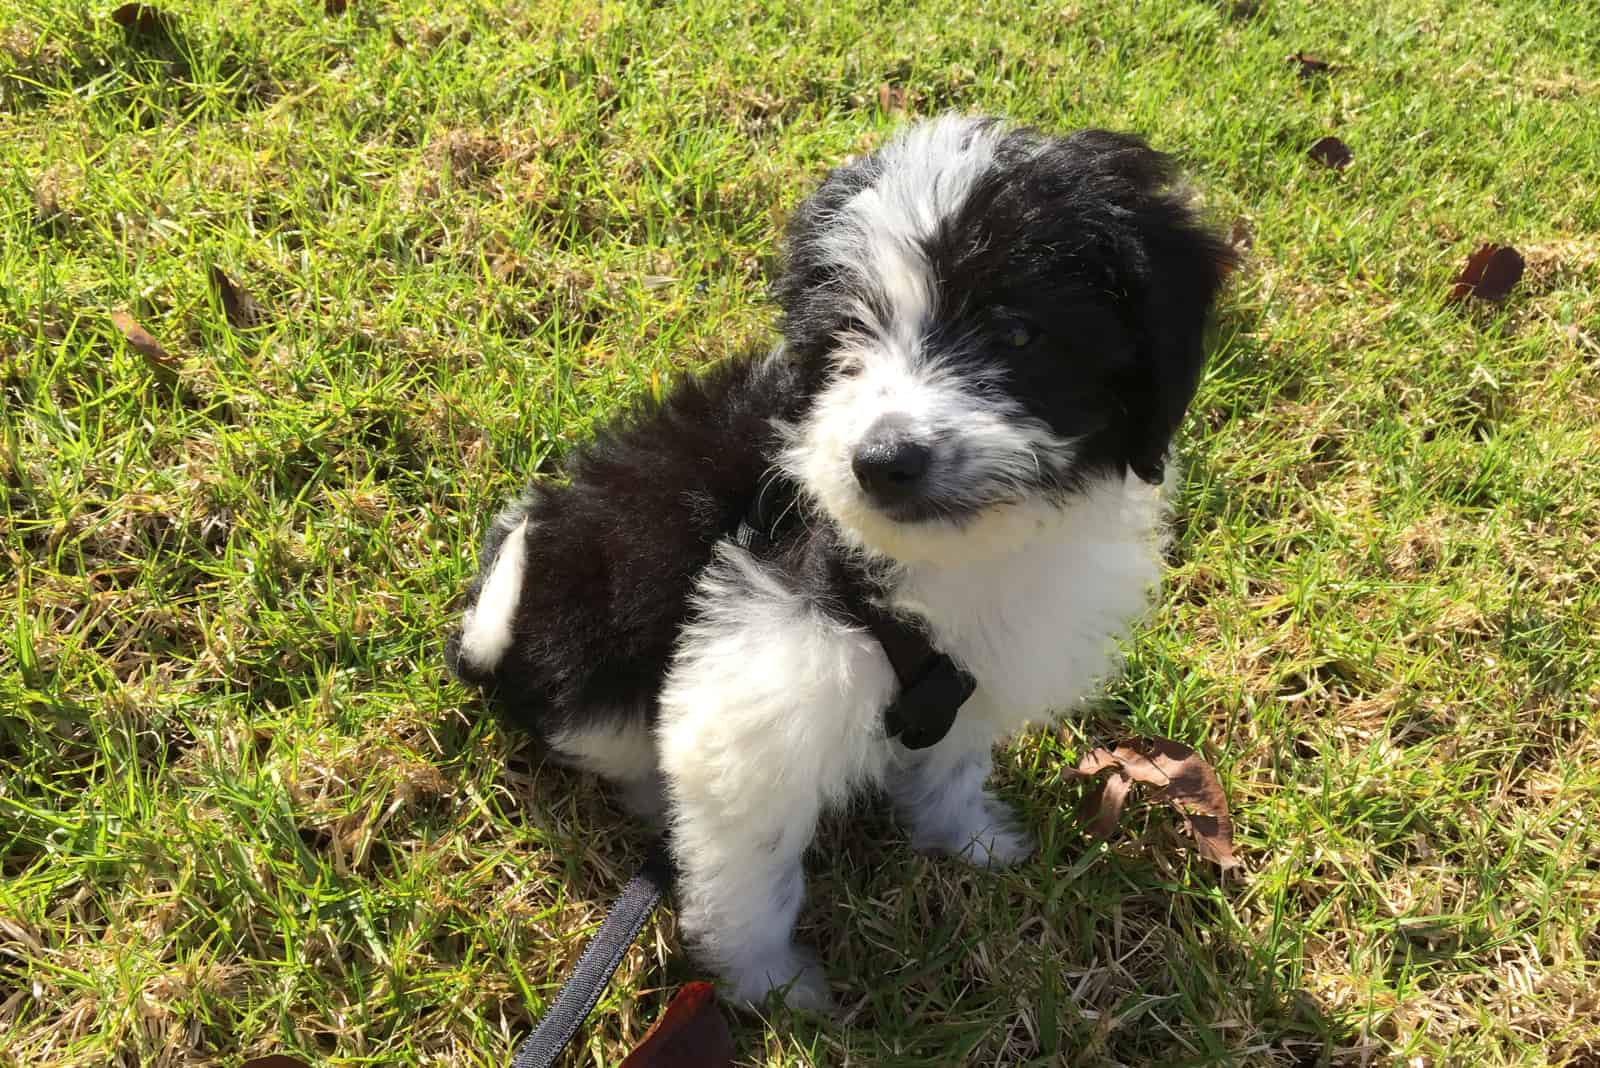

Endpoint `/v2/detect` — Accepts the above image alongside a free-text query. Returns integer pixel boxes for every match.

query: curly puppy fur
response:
[446,115,1232,1010]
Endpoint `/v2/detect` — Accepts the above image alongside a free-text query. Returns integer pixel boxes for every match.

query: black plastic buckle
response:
[884,655,976,750]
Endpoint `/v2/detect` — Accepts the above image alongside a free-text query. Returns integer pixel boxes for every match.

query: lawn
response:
[2,0,1598,1064]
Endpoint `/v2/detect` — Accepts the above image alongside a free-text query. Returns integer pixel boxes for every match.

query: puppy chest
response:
[897,507,1165,717]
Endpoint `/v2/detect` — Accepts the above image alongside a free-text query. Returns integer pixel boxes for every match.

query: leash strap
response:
[511,839,674,1068]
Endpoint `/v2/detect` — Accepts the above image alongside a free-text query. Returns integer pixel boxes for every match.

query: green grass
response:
[3,0,1598,1064]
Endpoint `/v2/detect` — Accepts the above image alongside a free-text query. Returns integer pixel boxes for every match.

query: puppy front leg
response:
[657,547,897,1011]
[664,784,828,1011]
[887,710,1034,868]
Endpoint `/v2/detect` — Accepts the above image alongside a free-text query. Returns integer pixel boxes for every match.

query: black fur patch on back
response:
[446,346,822,734]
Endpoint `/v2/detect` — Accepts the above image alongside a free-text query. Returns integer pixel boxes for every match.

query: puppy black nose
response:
[851,420,931,504]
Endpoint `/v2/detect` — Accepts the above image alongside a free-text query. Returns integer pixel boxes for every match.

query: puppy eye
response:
[993,312,1037,349]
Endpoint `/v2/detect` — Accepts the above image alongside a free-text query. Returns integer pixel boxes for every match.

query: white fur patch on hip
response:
[456,519,528,671]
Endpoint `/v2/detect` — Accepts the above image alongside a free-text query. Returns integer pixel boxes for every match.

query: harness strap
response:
[735,485,975,751]
[857,599,976,750]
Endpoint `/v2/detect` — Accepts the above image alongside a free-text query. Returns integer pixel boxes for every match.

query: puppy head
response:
[774,116,1233,563]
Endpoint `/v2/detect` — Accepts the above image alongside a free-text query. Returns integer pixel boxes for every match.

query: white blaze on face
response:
[781,117,1076,564]
[819,116,1004,355]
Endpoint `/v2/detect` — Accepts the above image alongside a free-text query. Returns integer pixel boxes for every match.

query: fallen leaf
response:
[1068,738,1239,868]
[1448,244,1524,304]
[109,310,179,379]
[241,1057,311,1068]
[1083,772,1133,839]
[878,84,908,114]
[1073,746,1123,778]
[110,3,174,34]
[325,0,348,12]
[209,265,263,329]
[1179,806,1236,868]
[619,982,734,1068]
[1308,135,1352,170]
[1287,51,1332,78]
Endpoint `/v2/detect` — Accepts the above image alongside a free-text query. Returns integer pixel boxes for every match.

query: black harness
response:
[733,481,975,751]
[510,484,974,1066]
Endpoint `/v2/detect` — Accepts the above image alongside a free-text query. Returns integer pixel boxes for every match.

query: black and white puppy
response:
[447,116,1232,1011]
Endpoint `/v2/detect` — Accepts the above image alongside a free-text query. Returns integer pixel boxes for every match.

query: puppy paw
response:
[726,945,833,1014]
[957,820,1036,869]
[912,799,1035,868]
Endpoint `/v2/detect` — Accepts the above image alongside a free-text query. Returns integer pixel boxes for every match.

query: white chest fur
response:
[890,474,1169,733]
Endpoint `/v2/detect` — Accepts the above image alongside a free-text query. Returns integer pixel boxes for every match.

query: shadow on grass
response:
[478,725,1366,1066]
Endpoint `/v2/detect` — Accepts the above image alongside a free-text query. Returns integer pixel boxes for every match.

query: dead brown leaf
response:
[1068,737,1239,868]
[1287,51,1332,78]
[110,3,174,35]
[877,84,909,115]
[619,981,734,1068]
[109,311,180,382]
[1308,135,1352,170]
[209,265,263,329]
[1448,244,1525,304]
[1083,772,1134,839]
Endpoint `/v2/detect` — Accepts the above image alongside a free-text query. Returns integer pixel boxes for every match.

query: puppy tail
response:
[446,513,531,686]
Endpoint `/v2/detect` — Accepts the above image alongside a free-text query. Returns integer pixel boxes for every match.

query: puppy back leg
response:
[886,700,1034,868]
[657,548,895,1011]
[545,719,666,819]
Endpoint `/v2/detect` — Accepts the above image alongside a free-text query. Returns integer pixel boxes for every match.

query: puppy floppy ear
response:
[1122,204,1234,484]
[1060,130,1234,484]
[772,152,883,358]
